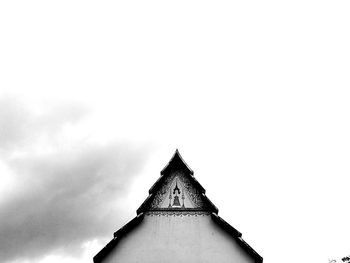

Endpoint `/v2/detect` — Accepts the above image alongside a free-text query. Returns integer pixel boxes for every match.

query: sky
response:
[0,1,350,263]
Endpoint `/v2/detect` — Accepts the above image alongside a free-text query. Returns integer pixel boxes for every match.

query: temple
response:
[93,150,263,263]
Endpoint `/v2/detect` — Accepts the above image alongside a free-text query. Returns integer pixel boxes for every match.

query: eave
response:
[211,213,263,263]
[94,212,263,263]
[93,213,145,263]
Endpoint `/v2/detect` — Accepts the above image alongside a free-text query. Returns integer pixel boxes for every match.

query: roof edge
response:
[203,193,219,214]
[93,213,145,263]
[136,193,153,214]
[160,149,194,175]
[211,213,263,263]
[211,213,241,237]
[94,212,262,263]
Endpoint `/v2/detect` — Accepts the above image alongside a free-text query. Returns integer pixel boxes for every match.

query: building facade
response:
[94,150,263,263]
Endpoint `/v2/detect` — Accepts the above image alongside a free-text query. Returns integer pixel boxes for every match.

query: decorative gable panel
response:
[136,150,218,214]
[150,170,205,210]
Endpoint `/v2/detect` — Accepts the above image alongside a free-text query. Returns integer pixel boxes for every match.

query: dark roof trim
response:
[148,150,205,195]
[136,193,153,214]
[148,150,201,195]
[211,213,242,237]
[94,212,262,263]
[93,213,145,263]
[211,213,263,263]
[137,150,213,214]
[160,149,194,175]
[202,193,219,214]
[113,213,145,238]
[237,237,264,263]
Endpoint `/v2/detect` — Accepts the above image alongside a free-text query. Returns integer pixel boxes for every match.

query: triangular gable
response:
[137,150,218,214]
[94,150,263,263]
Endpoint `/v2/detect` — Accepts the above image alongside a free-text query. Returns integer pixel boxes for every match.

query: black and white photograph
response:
[0,1,350,263]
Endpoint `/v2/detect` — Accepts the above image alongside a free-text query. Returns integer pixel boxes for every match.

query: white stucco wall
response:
[102,213,255,263]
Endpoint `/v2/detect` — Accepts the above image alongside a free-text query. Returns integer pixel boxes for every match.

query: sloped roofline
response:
[149,149,204,194]
[137,149,218,214]
[93,213,145,263]
[94,150,263,263]
[211,213,263,263]
[93,212,263,263]
[160,149,193,175]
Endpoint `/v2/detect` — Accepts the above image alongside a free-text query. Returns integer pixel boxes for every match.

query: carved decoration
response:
[146,211,210,217]
[149,171,206,210]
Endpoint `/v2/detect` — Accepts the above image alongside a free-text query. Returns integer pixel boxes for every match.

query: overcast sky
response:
[1,1,350,263]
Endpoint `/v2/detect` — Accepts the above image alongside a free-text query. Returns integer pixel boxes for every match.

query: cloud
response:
[0,97,151,262]
[0,96,89,153]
